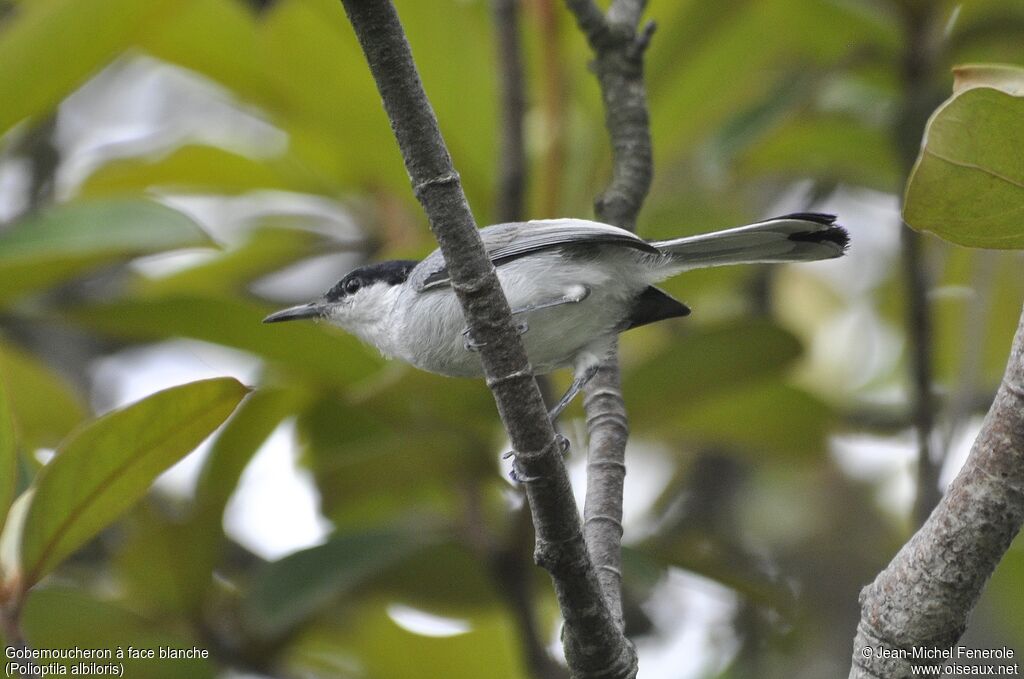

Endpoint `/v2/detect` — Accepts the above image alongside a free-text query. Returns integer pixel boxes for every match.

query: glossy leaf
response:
[243,528,430,638]
[21,587,215,679]
[67,295,385,385]
[19,378,248,587]
[0,199,211,304]
[904,87,1024,248]
[0,340,86,449]
[0,0,180,134]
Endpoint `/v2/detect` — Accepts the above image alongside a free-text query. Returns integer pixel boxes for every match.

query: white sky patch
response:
[801,187,902,298]
[89,340,260,498]
[636,568,740,679]
[0,156,30,223]
[566,435,677,543]
[89,339,332,559]
[386,603,473,638]
[831,431,917,518]
[939,416,985,489]
[56,54,287,199]
[223,419,333,560]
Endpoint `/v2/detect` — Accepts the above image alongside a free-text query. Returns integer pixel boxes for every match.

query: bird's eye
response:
[344,278,362,295]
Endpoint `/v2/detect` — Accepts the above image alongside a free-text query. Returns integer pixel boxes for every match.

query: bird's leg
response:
[462,285,591,351]
[549,361,600,422]
[510,283,590,317]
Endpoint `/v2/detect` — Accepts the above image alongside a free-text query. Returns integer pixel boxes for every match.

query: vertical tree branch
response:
[902,225,940,525]
[337,2,634,676]
[562,0,654,633]
[895,4,942,526]
[533,0,568,217]
[582,355,629,627]
[488,5,566,677]
[493,0,528,224]
[849,301,1024,678]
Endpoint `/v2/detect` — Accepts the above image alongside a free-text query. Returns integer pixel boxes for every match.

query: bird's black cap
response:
[325,260,418,301]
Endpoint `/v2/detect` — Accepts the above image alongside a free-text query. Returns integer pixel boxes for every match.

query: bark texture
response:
[563,0,654,637]
[338,2,634,676]
[849,303,1024,678]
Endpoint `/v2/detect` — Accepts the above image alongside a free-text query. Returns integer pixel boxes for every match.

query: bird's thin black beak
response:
[262,303,324,324]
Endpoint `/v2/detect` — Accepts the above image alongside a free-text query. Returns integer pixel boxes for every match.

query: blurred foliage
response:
[0,0,1022,678]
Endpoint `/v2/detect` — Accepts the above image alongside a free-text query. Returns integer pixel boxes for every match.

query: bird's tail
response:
[647,213,849,275]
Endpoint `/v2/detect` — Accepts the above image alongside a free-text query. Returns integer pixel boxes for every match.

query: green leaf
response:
[669,382,833,458]
[0,199,212,304]
[243,528,429,639]
[299,377,495,527]
[0,375,16,549]
[67,295,385,385]
[737,116,901,192]
[904,86,1024,248]
[164,387,306,612]
[194,387,305,526]
[79,145,326,197]
[318,602,525,679]
[623,319,804,430]
[138,0,267,104]
[366,541,504,614]
[19,377,248,587]
[21,587,215,679]
[0,0,181,134]
[0,340,86,449]
[113,386,302,618]
[133,226,336,298]
[648,0,896,158]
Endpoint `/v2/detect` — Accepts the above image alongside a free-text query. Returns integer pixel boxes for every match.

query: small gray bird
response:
[264,213,848,418]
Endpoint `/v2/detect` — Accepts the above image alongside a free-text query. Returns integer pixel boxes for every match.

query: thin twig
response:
[337,3,633,677]
[533,0,568,218]
[903,225,941,525]
[895,4,943,527]
[1,604,40,677]
[493,0,528,224]
[562,0,654,644]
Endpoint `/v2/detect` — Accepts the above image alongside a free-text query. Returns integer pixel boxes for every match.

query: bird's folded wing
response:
[419,219,658,290]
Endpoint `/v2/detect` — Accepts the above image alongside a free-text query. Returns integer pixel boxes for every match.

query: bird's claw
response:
[462,322,528,352]
[505,434,571,483]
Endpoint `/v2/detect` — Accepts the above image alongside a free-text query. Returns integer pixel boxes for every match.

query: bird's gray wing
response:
[417,219,657,290]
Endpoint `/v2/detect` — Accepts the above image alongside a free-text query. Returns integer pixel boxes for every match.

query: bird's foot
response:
[506,434,570,483]
[462,321,528,352]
